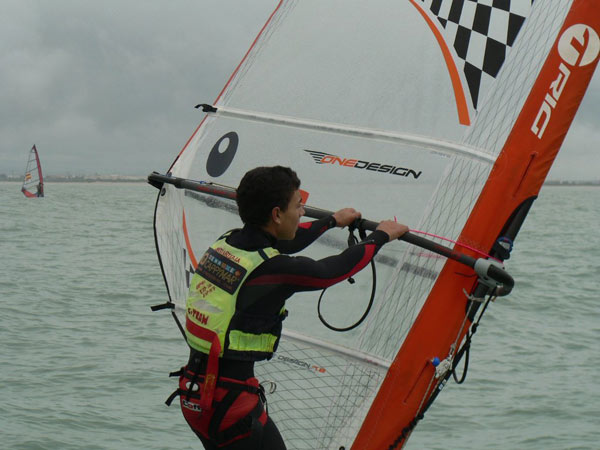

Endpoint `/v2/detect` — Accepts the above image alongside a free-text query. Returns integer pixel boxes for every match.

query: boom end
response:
[474,258,514,296]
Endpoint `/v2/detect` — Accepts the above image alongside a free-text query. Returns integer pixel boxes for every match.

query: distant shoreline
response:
[0,175,147,183]
[1,175,599,186]
[543,180,600,186]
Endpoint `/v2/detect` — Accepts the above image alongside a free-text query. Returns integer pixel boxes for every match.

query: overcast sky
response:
[1,0,598,180]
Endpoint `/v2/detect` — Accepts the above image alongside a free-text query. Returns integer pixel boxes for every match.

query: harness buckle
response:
[260,380,277,395]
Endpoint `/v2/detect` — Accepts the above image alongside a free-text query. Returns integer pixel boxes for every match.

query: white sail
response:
[21,145,44,198]
[151,1,600,448]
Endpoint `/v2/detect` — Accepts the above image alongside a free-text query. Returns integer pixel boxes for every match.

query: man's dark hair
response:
[236,166,301,226]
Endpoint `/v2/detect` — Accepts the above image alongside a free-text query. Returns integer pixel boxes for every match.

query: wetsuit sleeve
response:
[274,215,337,254]
[247,230,390,292]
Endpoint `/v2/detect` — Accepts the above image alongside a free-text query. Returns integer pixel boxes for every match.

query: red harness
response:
[165,317,268,447]
[166,367,267,447]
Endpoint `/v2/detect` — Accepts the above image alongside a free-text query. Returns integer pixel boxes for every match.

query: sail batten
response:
[282,330,392,369]
[203,105,496,163]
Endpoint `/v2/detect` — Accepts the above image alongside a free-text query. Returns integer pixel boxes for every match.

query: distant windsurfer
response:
[171,166,408,449]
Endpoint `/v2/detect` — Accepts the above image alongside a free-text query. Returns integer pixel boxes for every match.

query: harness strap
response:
[208,390,241,439]
[165,389,183,406]
[165,371,262,406]
[185,316,222,410]
[169,368,184,377]
[209,387,266,446]
[186,369,201,402]
[180,370,262,393]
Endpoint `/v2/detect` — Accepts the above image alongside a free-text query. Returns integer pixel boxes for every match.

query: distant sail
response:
[150,1,600,448]
[21,145,44,198]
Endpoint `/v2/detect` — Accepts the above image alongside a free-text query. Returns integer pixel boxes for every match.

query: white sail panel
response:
[222,0,470,140]
[257,334,389,449]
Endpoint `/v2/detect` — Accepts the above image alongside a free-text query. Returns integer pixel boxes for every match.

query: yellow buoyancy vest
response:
[185,234,283,360]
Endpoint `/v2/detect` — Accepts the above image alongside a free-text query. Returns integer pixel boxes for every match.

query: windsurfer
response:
[173,166,408,449]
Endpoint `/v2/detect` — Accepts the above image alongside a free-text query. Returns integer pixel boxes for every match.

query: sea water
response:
[0,182,598,449]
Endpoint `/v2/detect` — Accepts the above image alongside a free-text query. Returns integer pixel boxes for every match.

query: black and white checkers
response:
[420,0,535,109]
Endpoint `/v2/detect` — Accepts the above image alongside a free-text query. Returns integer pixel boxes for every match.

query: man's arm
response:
[249,230,390,292]
[274,215,335,254]
[235,221,407,311]
[275,208,361,254]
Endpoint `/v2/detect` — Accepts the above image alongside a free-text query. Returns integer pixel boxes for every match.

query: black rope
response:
[452,332,471,384]
[454,290,495,382]
[317,259,376,332]
[452,290,494,384]
[386,288,497,448]
[317,221,377,332]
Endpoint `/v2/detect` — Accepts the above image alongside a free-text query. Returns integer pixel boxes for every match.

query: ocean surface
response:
[1,181,598,450]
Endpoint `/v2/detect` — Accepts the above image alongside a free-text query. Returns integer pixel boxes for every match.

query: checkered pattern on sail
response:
[421,0,534,109]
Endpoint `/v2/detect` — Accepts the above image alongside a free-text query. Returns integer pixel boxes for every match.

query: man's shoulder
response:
[225,226,273,250]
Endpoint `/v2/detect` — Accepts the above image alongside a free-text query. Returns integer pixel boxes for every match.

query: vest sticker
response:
[193,279,216,298]
[188,308,209,325]
[197,247,247,294]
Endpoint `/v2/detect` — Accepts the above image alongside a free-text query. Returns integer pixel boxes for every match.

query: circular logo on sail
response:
[206,132,239,177]
[558,24,600,67]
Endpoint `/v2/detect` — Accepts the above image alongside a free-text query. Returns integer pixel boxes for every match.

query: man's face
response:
[277,189,305,240]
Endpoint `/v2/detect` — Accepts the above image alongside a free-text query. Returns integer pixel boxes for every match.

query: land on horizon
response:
[1,173,599,186]
[0,174,147,183]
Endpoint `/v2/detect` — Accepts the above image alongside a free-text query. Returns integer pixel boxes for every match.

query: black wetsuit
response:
[183,216,389,449]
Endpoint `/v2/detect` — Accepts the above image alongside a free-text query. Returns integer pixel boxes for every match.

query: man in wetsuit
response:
[175,166,408,449]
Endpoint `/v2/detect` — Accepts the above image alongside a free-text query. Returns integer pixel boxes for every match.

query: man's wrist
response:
[329,215,337,229]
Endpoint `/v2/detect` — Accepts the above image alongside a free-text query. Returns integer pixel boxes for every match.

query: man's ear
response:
[271,206,282,225]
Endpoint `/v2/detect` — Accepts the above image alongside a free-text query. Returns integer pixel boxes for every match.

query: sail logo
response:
[531,24,600,139]
[304,150,422,179]
[277,355,327,374]
[206,132,239,177]
[558,25,600,67]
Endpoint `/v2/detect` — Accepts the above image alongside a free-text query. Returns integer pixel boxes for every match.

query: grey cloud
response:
[1,0,276,175]
[1,0,598,181]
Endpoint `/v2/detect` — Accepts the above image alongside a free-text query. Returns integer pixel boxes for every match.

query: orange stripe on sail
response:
[408,0,471,125]
[182,209,199,270]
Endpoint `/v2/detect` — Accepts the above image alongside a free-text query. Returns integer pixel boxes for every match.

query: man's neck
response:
[260,223,278,240]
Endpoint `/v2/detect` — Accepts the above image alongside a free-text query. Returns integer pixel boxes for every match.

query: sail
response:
[21,145,44,198]
[151,1,599,448]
